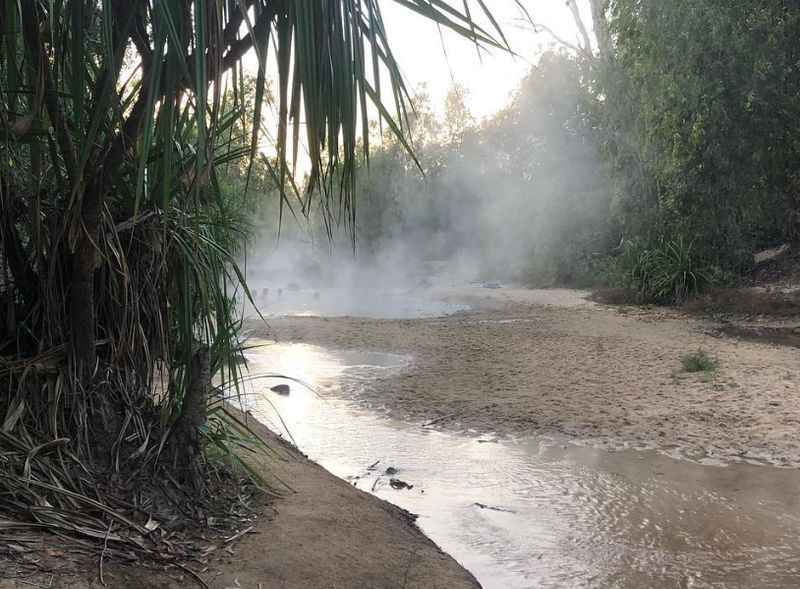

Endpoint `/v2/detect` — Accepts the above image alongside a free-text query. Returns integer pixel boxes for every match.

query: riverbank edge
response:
[217,405,483,589]
[0,407,481,589]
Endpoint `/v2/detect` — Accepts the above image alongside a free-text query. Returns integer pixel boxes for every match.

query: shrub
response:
[680,349,718,373]
[628,237,714,304]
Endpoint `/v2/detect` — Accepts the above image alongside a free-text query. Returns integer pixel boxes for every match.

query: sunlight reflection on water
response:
[242,340,800,589]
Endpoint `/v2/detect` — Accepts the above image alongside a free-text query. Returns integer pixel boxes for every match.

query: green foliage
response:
[319,2,800,302]
[601,0,800,269]
[680,349,718,374]
[608,238,714,304]
[594,237,720,304]
[630,238,713,304]
[0,0,506,555]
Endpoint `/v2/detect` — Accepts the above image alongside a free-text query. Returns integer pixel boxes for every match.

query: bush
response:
[680,349,718,373]
[626,237,714,304]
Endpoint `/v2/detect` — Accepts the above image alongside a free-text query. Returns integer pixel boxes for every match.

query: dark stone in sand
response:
[384,466,398,475]
[270,384,291,395]
[389,478,413,490]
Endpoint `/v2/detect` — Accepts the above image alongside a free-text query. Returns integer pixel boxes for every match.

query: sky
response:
[378,0,593,120]
[254,1,593,173]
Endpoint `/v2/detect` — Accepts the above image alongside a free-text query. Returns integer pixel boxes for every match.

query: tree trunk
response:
[588,0,612,60]
[567,0,593,55]
[171,345,209,489]
[70,189,102,376]
[20,1,97,375]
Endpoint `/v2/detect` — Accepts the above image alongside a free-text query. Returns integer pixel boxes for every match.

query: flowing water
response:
[243,341,800,589]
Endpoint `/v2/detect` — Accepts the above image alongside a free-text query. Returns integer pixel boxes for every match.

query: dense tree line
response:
[603,0,800,272]
[348,1,800,299]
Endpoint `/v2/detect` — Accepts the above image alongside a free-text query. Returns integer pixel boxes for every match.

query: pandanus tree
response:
[0,0,511,553]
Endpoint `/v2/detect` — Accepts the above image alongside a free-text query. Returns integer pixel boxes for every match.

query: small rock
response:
[270,384,290,395]
[384,466,398,475]
[389,478,413,490]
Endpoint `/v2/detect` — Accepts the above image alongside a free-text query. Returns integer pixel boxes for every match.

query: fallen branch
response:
[171,562,210,589]
[223,526,254,545]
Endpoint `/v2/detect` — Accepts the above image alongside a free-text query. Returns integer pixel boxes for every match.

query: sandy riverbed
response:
[6,286,798,588]
[248,286,800,467]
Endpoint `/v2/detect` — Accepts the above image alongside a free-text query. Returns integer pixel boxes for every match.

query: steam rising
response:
[245,53,610,318]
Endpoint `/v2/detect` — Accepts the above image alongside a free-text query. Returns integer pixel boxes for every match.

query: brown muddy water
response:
[242,340,800,589]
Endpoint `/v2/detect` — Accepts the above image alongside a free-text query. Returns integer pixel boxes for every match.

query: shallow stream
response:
[243,341,800,589]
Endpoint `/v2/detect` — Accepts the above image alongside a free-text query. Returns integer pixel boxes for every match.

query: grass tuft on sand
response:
[681,349,718,373]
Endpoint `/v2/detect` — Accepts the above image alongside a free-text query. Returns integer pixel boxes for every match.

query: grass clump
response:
[630,237,714,304]
[680,349,718,373]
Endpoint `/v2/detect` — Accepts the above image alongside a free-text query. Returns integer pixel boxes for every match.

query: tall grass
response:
[624,237,714,303]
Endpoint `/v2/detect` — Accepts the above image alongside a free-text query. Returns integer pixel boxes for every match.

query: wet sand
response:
[248,286,800,467]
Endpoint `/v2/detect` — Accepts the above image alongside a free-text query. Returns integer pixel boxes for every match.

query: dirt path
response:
[249,287,800,467]
[0,412,479,589]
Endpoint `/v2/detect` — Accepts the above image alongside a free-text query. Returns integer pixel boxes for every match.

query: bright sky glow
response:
[379,0,593,120]
[251,1,593,173]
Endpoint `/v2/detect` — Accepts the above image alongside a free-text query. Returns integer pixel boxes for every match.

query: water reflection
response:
[243,341,800,589]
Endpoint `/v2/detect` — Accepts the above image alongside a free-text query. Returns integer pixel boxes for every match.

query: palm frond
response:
[0,0,510,557]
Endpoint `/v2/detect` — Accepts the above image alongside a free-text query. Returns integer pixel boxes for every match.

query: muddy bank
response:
[248,286,800,467]
[0,411,479,589]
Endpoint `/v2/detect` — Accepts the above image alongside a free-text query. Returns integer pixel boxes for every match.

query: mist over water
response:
[243,53,611,318]
[242,235,471,318]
